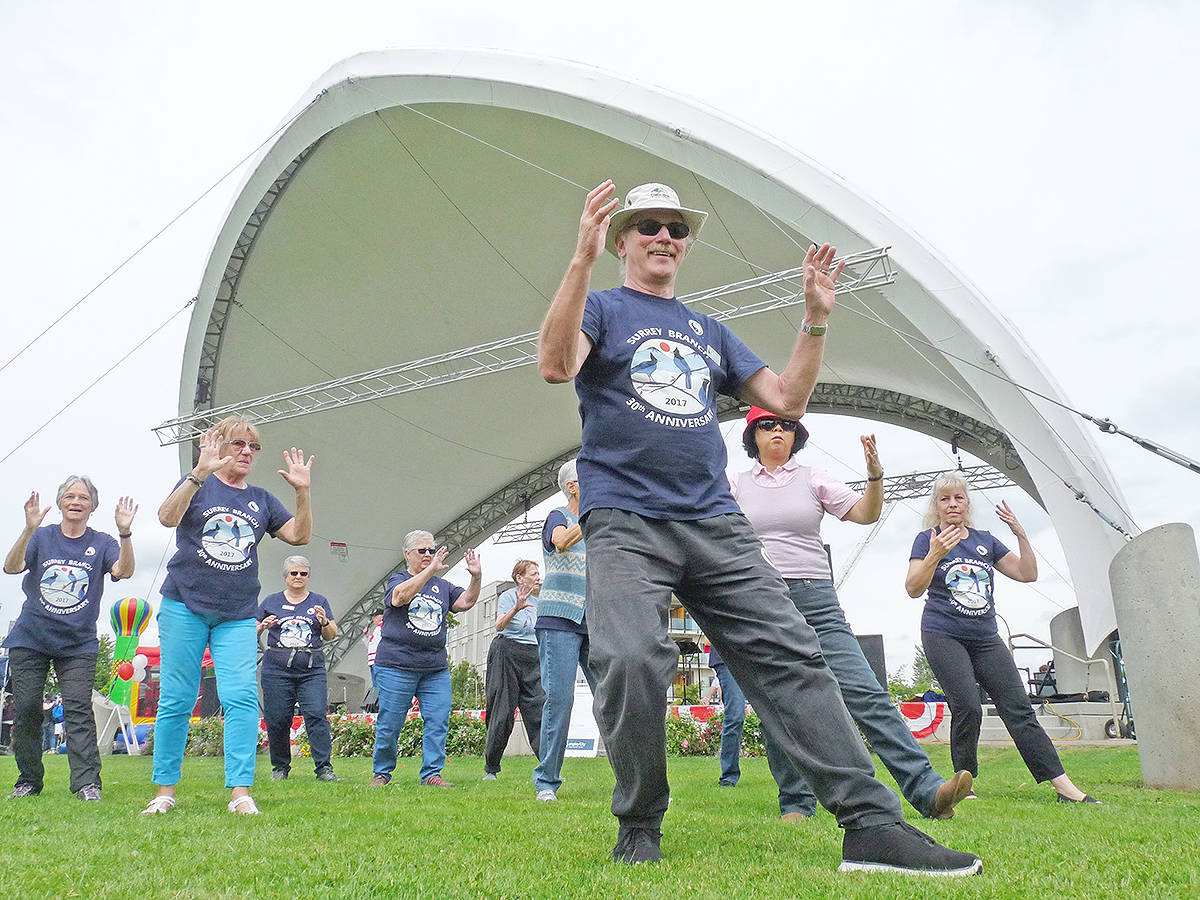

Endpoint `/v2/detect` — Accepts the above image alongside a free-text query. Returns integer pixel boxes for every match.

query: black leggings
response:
[922,630,1064,782]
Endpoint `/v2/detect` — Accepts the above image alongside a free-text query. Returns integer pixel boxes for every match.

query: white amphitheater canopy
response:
[166,49,1133,669]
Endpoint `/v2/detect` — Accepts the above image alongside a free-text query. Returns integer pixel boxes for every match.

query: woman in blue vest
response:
[143,415,313,816]
[531,458,595,802]
[3,476,136,801]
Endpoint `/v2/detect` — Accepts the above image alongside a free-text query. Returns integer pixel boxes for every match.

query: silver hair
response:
[557,458,578,497]
[56,475,98,508]
[403,529,435,552]
[922,472,976,530]
[283,555,311,576]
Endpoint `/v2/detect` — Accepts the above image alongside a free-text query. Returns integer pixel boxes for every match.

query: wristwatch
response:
[801,320,828,337]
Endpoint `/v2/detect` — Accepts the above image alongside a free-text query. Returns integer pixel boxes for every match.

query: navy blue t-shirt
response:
[160,476,292,622]
[911,527,1012,641]
[258,591,332,671]
[576,286,766,520]
[374,570,464,671]
[535,509,586,635]
[3,525,120,657]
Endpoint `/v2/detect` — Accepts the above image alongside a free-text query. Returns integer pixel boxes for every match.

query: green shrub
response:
[393,713,486,757]
[329,714,376,757]
[184,717,225,756]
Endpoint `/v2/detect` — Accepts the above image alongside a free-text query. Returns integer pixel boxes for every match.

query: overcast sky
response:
[2,1,1197,679]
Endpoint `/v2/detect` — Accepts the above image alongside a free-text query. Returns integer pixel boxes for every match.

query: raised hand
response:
[312,606,328,626]
[23,492,50,531]
[463,548,482,579]
[577,180,619,264]
[278,448,314,490]
[114,496,138,533]
[802,242,845,321]
[261,615,279,628]
[928,525,968,560]
[195,427,233,476]
[995,500,1027,540]
[515,581,534,609]
[860,434,882,480]
[430,546,452,575]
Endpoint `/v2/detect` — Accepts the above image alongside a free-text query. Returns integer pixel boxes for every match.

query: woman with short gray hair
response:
[3,476,137,801]
[257,555,339,782]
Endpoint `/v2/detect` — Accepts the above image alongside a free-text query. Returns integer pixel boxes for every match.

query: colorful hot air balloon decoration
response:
[108,596,153,705]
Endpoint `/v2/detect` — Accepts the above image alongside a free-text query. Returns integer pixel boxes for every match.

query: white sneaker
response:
[536,789,557,802]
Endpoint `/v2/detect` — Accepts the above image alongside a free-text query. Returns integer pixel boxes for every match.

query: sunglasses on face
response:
[411,547,437,556]
[632,219,690,239]
[288,571,309,577]
[226,439,262,452]
[756,418,800,432]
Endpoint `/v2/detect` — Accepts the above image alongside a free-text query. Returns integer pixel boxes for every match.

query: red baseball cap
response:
[743,406,810,447]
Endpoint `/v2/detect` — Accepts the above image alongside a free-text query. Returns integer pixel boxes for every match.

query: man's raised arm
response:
[538,181,618,383]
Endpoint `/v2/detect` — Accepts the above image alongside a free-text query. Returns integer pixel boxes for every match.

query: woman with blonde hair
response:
[143,415,313,815]
[906,472,1096,803]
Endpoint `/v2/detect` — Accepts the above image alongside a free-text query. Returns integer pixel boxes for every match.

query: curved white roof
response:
[175,49,1132,658]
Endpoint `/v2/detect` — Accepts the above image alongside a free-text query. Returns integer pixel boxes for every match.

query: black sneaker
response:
[612,825,662,864]
[840,821,982,877]
[77,783,102,802]
[9,783,40,799]
[271,769,289,781]
[315,767,341,782]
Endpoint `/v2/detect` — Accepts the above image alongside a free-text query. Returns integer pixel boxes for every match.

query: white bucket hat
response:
[605,183,708,257]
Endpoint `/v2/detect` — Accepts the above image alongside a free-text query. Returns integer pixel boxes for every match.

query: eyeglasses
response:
[288,571,309,577]
[410,547,437,556]
[632,219,689,240]
[225,439,262,452]
[756,418,800,432]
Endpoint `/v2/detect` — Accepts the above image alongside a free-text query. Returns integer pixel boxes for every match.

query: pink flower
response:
[681,739,689,749]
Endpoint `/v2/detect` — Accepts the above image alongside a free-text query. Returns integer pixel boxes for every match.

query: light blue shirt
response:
[497,587,538,645]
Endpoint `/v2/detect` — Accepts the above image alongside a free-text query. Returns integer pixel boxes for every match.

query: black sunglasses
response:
[632,219,690,239]
[288,570,309,577]
[411,547,437,555]
[756,418,800,432]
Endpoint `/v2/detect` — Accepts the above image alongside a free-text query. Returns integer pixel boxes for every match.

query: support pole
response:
[1109,522,1200,790]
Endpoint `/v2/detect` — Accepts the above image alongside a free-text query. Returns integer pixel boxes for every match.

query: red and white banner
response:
[899,701,946,739]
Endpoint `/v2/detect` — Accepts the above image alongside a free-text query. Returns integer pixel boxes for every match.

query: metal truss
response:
[845,464,1015,501]
[153,248,894,446]
[192,137,326,423]
[323,449,577,669]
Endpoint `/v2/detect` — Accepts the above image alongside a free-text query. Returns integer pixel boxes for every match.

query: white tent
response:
[166,50,1132,677]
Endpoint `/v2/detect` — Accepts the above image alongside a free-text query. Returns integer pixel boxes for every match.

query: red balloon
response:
[116,661,135,681]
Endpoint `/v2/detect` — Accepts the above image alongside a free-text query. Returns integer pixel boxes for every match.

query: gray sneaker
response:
[839,821,982,877]
[315,768,341,782]
[8,783,40,799]
[613,825,662,864]
[271,769,289,781]
[482,772,498,781]
[77,784,102,802]
[536,789,557,802]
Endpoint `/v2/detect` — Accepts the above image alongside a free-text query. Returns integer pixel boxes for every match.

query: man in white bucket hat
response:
[537,180,981,876]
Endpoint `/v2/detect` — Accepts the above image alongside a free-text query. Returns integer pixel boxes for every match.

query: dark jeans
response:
[8,648,101,793]
[260,665,332,773]
[922,630,1064,782]
[711,662,746,785]
[583,509,902,831]
[484,635,544,774]
[765,579,947,816]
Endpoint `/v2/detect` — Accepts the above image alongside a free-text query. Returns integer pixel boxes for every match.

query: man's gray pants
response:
[583,508,903,831]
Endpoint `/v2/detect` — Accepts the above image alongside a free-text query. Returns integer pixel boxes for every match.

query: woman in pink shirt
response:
[729,407,973,821]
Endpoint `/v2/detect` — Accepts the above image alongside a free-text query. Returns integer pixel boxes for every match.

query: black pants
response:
[7,647,101,793]
[483,636,544,773]
[584,509,902,831]
[922,630,1064,782]
[260,664,333,773]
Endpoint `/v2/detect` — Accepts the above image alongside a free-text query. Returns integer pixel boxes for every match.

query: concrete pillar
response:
[1109,522,1200,790]
[1049,607,1115,697]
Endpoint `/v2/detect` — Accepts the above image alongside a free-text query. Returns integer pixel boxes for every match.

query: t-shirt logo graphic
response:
[40,564,89,612]
[278,616,311,648]
[201,512,257,563]
[945,562,991,611]
[84,546,96,556]
[630,338,712,414]
[688,319,704,337]
[408,596,443,635]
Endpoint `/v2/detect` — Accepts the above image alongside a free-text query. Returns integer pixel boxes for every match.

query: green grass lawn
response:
[1,744,1196,899]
